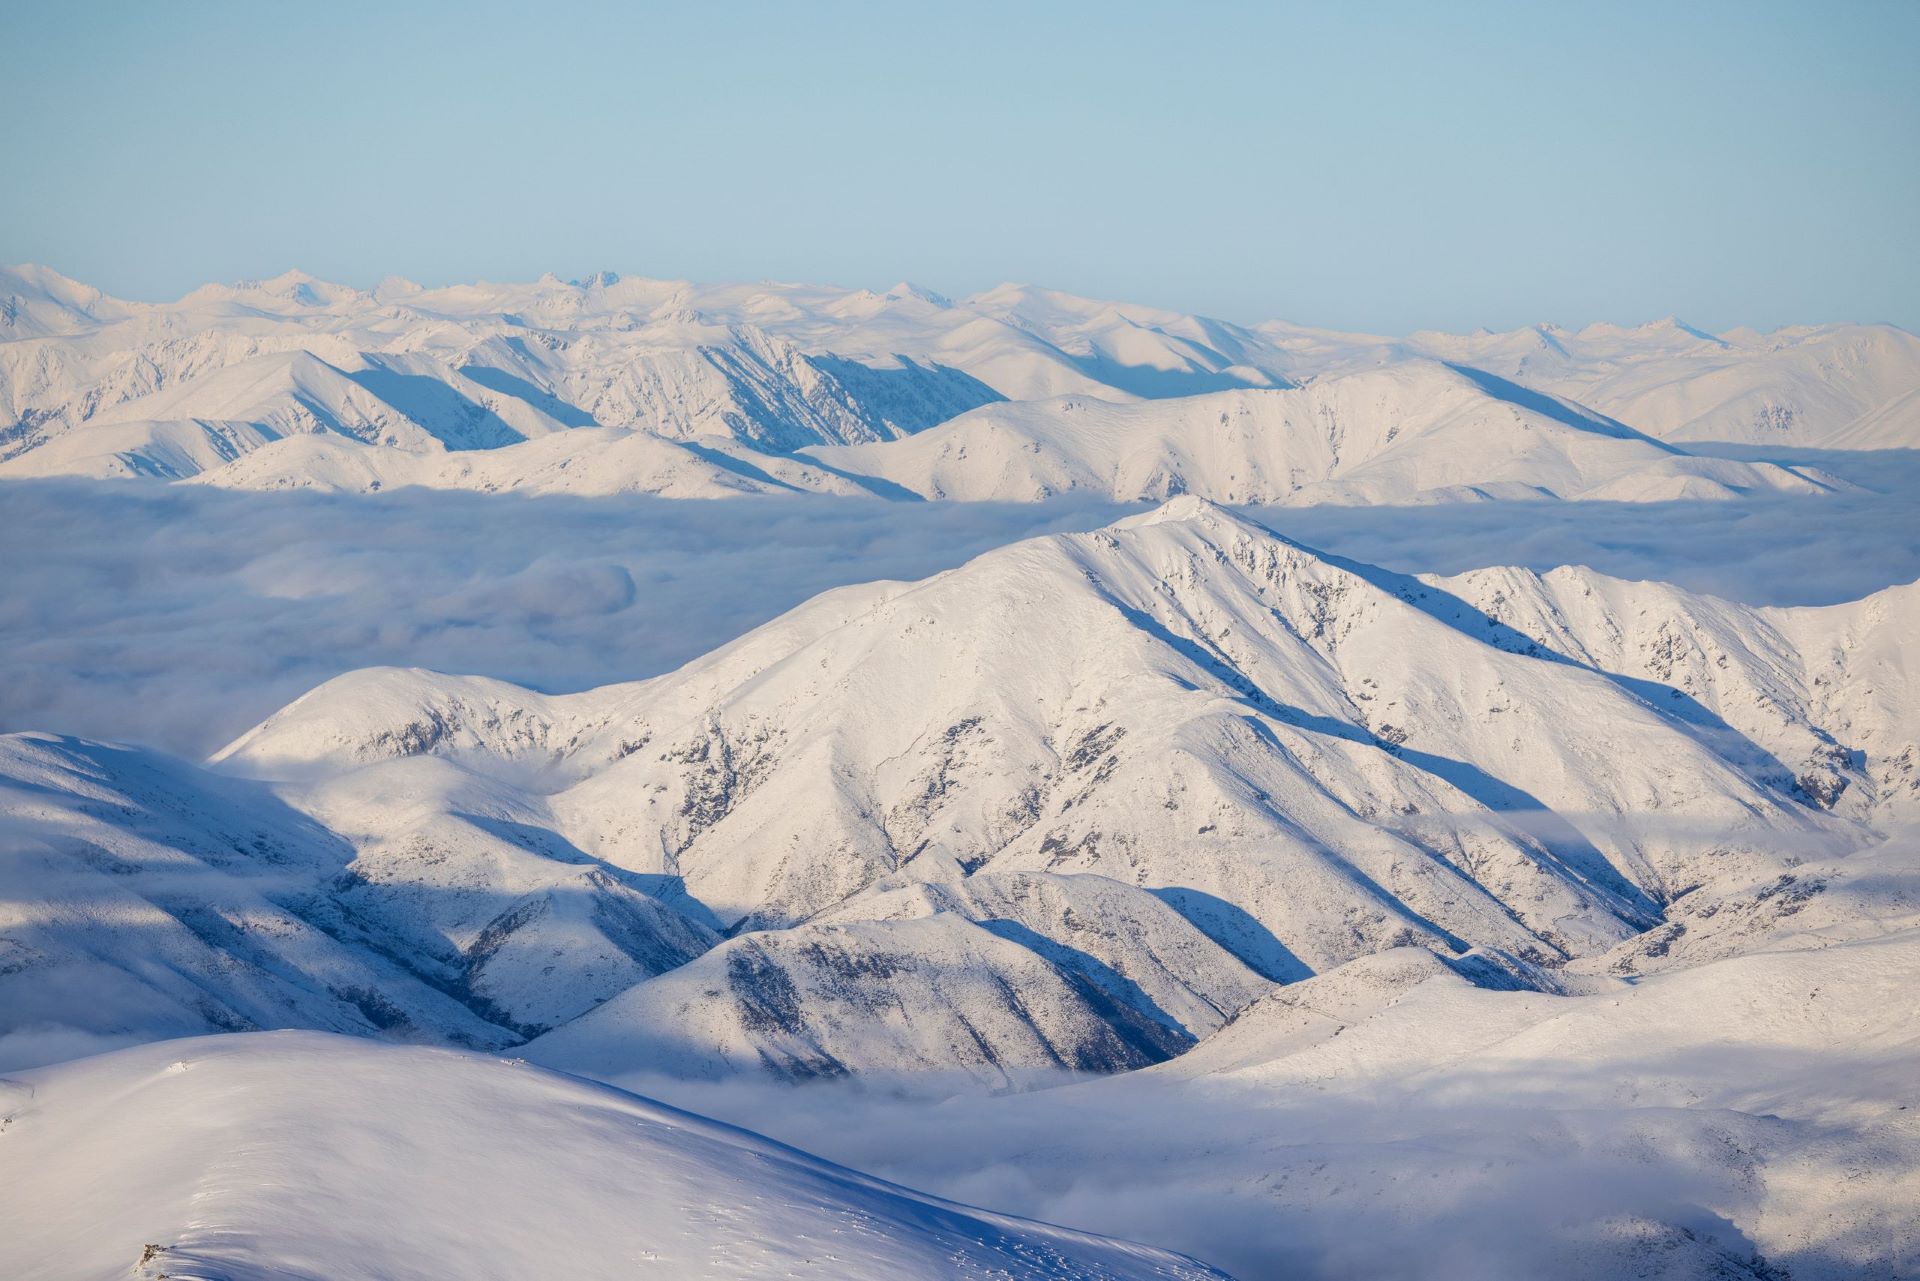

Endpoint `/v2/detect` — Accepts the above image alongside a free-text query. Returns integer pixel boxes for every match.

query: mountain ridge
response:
[6,266,1912,498]
[9,499,1906,1085]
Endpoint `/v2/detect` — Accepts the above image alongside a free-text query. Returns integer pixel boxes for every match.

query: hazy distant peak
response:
[884,281,952,307]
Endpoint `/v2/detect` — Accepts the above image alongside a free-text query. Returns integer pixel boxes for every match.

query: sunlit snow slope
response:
[0,1032,1227,1281]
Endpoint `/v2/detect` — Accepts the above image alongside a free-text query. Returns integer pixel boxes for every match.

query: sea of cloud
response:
[612,1015,1912,1281]
[2,455,1916,758]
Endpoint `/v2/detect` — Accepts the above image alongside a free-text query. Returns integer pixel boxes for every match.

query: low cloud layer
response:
[614,1048,1893,1281]
[0,483,1133,756]
[1255,446,1920,606]
[2,454,1915,758]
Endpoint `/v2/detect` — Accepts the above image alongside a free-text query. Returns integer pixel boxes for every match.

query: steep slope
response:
[0,1032,1230,1281]
[0,347,579,479]
[9,502,1900,1085]
[7,268,1910,495]
[813,864,1273,1039]
[801,362,1838,504]
[0,269,1009,476]
[0,268,1301,482]
[0,733,509,1055]
[269,749,720,1034]
[532,866,1273,1085]
[1430,566,1920,822]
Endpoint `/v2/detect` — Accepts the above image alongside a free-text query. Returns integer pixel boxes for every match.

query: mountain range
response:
[5,265,1919,1280]
[5,501,1910,1086]
[4,265,1913,503]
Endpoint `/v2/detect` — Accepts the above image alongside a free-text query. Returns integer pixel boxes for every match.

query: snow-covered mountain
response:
[0,730,716,1047]
[1405,317,1920,447]
[8,500,1908,1088]
[1429,565,1920,827]
[4,265,1912,499]
[789,831,1920,1281]
[0,1031,1227,1281]
[4,488,1915,1277]
[0,265,1283,483]
[0,733,511,1050]
[802,362,1846,503]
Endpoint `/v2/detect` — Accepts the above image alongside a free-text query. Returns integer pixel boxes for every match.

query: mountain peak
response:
[884,281,952,308]
[1657,316,1728,345]
[217,270,362,308]
[1126,493,1236,527]
[0,264,132,333]
[2,262,100,294]
[372,276,422,302]
[1573,316,1727,348]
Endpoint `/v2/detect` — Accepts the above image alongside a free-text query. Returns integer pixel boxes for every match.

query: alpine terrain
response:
[3,269,1916,1281]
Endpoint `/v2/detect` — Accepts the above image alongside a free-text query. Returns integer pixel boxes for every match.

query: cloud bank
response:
[2,454,1914,758]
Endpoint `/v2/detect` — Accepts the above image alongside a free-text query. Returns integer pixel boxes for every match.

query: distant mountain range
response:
[4,265,1913,501]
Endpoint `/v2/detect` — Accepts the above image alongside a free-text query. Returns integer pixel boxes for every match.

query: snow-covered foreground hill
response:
[3,265,1912,502]
[0,1032,1226,1281]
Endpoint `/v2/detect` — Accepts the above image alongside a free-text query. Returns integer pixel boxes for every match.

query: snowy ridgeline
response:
[2,263,1916,501]
[0,499,1916,1277]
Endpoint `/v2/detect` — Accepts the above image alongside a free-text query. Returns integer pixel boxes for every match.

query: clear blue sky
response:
[4,0,1915,333]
